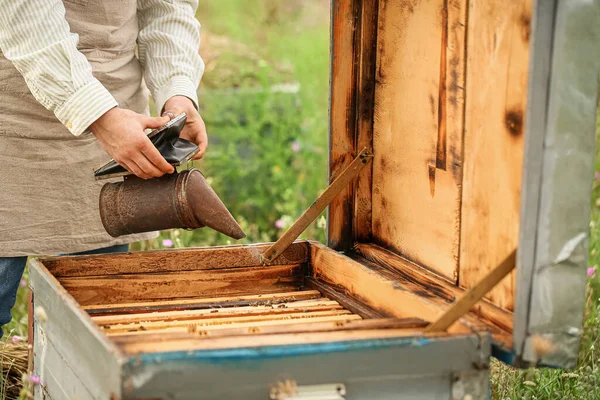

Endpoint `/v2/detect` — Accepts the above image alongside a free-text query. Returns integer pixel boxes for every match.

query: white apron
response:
[0,0,158,256]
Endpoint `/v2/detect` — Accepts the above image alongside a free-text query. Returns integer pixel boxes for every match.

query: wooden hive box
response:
[28,0,600,399]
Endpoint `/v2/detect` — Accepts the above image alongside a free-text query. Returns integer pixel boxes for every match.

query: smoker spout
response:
[183,170,246,240]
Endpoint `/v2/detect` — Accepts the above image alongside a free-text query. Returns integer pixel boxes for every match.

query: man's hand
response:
[90,108,175,179]
[163,96,208,160]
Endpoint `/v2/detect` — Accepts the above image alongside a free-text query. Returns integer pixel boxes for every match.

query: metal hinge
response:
[269,382,346,400]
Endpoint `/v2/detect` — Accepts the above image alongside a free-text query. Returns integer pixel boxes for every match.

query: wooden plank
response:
[27,289,33,374]
[354,0,379,243]
[329,0,379,248]
[311,243,468,334]
[371,0,467,281]
[512,0,556,362]
[328,0,361,251]
[29,258,124,399]
[105,312,361,336]
[311,243,513,349]
[39,241,310,278]
[60,264,306,306]
[263,148,372,263]
[122,335,488,400]
[104,311,355,335]
[459,0,532,310]
[85,290,321,315]
[354,243,513,332]
[92,300,342,325]
[426,250,517,332]
[112,318,428,345]
[304,278,389,319]
[33,326,99,399]
[117,328,448,355]
[131,374,452,400]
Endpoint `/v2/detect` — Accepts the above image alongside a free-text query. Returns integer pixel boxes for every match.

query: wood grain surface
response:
[459,0,531,310]
[371,0,467,281]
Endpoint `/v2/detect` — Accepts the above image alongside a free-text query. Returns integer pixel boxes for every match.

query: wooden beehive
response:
[28,0,600,399]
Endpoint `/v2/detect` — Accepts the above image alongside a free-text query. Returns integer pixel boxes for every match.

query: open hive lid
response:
[326,0,600,368]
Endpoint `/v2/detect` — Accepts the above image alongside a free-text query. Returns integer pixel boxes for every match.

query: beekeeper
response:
[0,0,207,337]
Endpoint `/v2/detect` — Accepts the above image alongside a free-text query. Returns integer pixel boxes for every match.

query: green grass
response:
[1,268,28,400]
[3,269,28,339]
[2,1,600,399]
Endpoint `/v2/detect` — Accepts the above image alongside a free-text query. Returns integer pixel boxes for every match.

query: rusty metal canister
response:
[99,169,245,239]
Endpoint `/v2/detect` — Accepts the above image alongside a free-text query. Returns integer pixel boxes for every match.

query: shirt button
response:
[66,121,73,129]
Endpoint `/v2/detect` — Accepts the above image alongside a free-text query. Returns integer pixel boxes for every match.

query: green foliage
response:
[3,268,27,339]
[137,82,328,250]
[200,88,327,241]
[136,0,330,250]
[587,177,600,270]
[6,2,600,400]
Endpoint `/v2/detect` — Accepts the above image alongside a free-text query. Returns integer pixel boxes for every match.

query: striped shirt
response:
[0,0,204,136]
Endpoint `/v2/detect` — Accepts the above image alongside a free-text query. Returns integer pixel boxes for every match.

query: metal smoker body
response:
[99,169,245,239]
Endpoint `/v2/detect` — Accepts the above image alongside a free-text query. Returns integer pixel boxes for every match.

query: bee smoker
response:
[95,113,245,240]
[98,169,245,239]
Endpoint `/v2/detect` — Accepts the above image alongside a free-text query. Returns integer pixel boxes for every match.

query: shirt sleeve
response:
[0,0,118,136]
[137,0,205,114]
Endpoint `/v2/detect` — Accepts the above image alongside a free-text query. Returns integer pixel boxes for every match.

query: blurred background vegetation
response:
[4,1,600,399]
[135,0,331,251]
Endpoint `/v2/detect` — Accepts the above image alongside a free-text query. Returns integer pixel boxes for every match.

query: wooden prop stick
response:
[262,147,373,263]
[425,249,517,333]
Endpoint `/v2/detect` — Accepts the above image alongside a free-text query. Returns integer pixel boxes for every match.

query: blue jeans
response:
[0,244,130,338]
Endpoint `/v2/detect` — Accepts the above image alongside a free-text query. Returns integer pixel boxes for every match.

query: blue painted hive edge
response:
[127,336,435,366]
